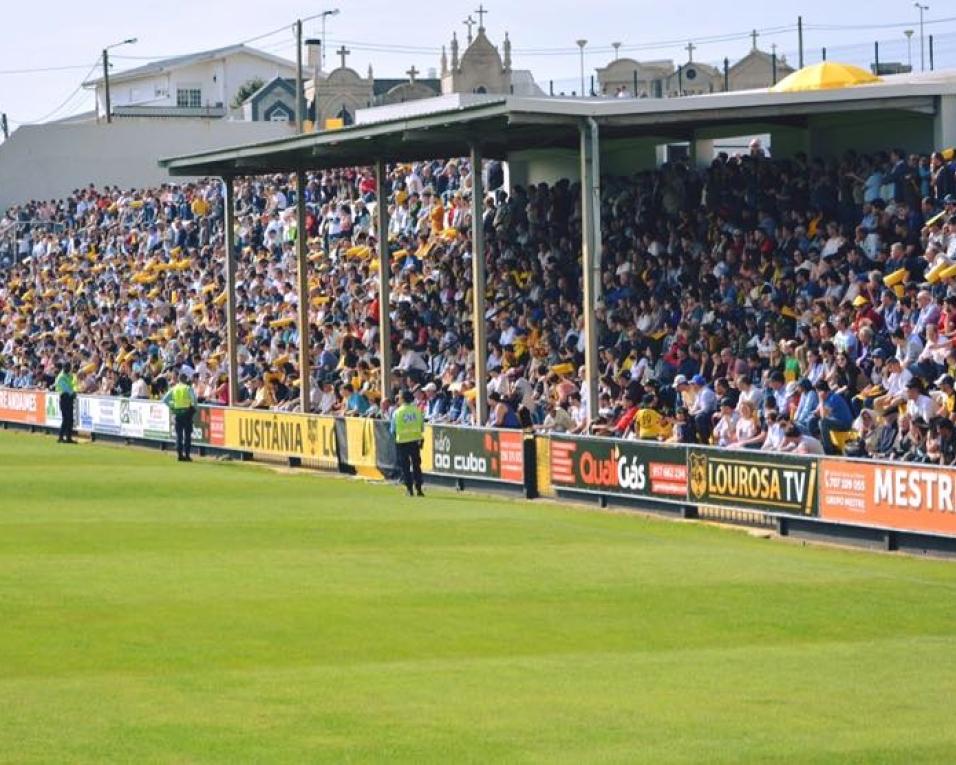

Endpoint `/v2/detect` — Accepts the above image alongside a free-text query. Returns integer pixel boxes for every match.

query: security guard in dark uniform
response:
[162,373,197,461]
[54,362,78,443]
[391,389,425,496]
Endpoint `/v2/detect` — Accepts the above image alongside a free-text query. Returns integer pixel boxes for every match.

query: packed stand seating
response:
[2,144,956,463]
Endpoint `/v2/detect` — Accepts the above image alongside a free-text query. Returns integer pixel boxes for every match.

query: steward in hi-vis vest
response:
[391,389,425,497]
[54,362,79,444]
[163,373,197,462]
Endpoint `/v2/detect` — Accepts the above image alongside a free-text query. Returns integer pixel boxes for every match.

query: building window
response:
[176,88,202,108]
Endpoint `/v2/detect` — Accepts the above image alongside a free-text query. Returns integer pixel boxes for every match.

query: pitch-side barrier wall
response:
[3,388,955,553]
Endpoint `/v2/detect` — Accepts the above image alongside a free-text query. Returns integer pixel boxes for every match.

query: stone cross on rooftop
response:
[337,45,351,69]
[475,4,488,31]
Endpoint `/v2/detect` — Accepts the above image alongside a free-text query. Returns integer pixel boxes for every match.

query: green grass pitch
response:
[1,429,955,763]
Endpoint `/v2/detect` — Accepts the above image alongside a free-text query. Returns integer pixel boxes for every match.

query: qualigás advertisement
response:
[819,460,956,537]
[0,389,45,426]
[548,436,688,502]
[687,448,818,516]
[429,426,524,483]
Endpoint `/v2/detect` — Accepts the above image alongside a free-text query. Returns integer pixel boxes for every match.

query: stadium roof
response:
[160,69,956,177]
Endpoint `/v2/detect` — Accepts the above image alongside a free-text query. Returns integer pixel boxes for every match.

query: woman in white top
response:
[761,410,787,451]
[712,399,739,447]
[729,401,764,449]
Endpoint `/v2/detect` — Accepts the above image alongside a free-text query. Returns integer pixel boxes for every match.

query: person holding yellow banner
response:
[162,373,197,462]
[391,389,425,497]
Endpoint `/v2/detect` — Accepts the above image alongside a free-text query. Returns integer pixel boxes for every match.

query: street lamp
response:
[103,37,137,124]
[904,29,914,69]
[914,3,929,72]
[576,39,587,98]
[612,42,621,61]
[320,9,340,72]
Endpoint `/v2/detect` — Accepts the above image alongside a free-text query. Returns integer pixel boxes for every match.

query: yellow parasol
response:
[770,62,881,93]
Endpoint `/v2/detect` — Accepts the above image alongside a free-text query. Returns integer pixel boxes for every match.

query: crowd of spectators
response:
[3,143,956,463]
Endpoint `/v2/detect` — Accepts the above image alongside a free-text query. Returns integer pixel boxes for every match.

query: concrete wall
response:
[0,119,294,210]
[808,110,935,158]
[506,148,580,188]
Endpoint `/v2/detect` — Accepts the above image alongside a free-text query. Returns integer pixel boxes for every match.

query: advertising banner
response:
[176,405,226,447]
[429,426,524,483]
[121,400,171,440]
[819,460,956,537]
[222,409,336,467]
[78,396,123,436]
[44,392,63,428]
[686,448,818,516]
[0,389,45,426]
[343,417,381,478]
[548,436,688,503]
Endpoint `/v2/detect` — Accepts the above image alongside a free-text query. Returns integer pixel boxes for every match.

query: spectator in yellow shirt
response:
[635,394,664,440]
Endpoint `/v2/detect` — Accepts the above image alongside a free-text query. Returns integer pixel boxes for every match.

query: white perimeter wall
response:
[0,119,294,210]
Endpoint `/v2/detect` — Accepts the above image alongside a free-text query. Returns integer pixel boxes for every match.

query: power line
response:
[8,59,100,126]
[0,63,102,76]
[805,15,956,31]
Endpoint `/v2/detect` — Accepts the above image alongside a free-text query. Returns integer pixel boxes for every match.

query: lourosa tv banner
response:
[819,460,956,537]
[687,448,818,516]
[222,409,337,467]
[0,389,45,426]
[429,426,524,483]
[548,436,688,502]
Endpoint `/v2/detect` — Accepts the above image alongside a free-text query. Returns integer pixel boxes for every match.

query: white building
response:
[83,44,299,119]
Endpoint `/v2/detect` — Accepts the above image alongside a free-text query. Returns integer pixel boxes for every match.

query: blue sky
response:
[1,0,954,129]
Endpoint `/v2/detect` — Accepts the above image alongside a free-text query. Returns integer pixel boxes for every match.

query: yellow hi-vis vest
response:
[171,383,193,411]
[394,404,424,444]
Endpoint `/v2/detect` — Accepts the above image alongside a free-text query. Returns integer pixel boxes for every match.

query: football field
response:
[1,429,955,763]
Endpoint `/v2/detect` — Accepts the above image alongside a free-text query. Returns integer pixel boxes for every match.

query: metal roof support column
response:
[580,118,601,424]
[222,176,240,406]
[470,144,488,426]
[295,169,311,412]
[375,158,393,401]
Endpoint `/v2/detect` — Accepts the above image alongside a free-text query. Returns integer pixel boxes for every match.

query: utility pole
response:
[904,29,914,69]
[798,16,804,68]
[103,49,111,123]
[915,3,929,72]
[295,19,304,132]
[102,38,137,124]
[1,113,8,141]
